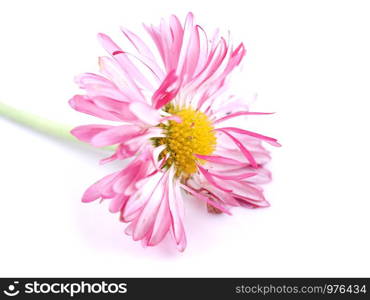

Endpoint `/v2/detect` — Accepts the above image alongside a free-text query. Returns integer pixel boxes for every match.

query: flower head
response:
[70,12,280,251]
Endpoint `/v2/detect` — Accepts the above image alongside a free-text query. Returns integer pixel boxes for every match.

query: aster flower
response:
[69,12,280,251]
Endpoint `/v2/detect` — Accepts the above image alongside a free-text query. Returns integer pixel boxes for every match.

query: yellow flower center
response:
[155,106,217,177]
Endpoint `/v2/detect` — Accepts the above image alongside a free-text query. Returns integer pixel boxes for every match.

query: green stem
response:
[0,101,113,151]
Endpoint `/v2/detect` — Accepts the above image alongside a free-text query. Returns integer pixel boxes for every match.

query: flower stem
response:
[0,101,76,142]
[0,101,114,151]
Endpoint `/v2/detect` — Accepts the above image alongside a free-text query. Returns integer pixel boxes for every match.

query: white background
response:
[1,0,369,277]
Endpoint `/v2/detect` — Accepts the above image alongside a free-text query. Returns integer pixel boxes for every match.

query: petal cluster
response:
[70,13,279,251]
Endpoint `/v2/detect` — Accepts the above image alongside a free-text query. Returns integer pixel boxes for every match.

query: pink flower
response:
[70,12,280,251]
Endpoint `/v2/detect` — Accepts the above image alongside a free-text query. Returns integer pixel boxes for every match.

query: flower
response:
[69,12,280,251]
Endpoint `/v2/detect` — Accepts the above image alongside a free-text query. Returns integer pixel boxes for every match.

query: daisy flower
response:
[69,12,280,251]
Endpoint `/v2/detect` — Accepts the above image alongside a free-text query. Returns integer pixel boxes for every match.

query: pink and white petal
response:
[143,24,167,70]
[99,152,119,165]
[91,125,143,147]
[208,42,246,89]
[176,12,199,80]
[99,141,142,165]
[167,167,186,246]
[180,183,232,215]
[205,169,257,181]
[123,52,162,89]
[112,164,141,194]
[123,221,134,236]
[98,33,154,92]
[69,95,123,122]
[82,171,120,203]
[151,145,167,171]
[244,168,272,184]
[123,163,152,196]
[210,96,250,119]
[204,186,241,207]
[228,181,269,207]
[213,111,274,124]
[195,83,227,112]
[169,14,184,65]
[216,129,258,168]
[71,124,113,144]
[214,147,271,166]
[114,52,155,91]
[215,130,265,150]
[111,154,152,197]
[91,96,138,122]
[190,37,228,90]
[175,230,187,252]
[205,162,271,184]
[156,19,170,70]
[132,171,168,241]
[109,194,129,213]
[121,27,165,78]
[148,189,172,246]
[195,154,247,166]
[98,55,145,103]
[129,102,162,125]
[74,73,129,101]
[197,165,233,192]
[109,129,162,163]
[193,25,209,76]
[117,133,159,160]
[151,70,180,109]
[217,127,281,147]
[123,171,163,221]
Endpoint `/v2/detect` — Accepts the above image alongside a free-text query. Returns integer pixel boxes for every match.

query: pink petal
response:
[217,127,281,147]
[82,172,119,203]
[228,181,269,207]
[99,142,140,165]
[215,147,271,166]
[71,124,113,144]
[148,189,171,246]
[195,154,246,165]
[197,165,233,192]
[121,27,165,79]
[109,194,129,213]
[152,70,180,109]
[91,125,142,147]
[133,172,168,241]
[213,111,274,124]
[69,95,123,122]
[112,165,141,194]
[191,37,228,90]
[143,24,168,71]
[99,34,155,91]
[205,170,257,181]
[176,12,199,80]
[167,168,186,245]
[169,15,184,66]
[98,55,145,103]
[193,25,209,75]
[129,102,161,125]
[123,171,162,221]
[180,184,232,215]
[216,129,258,168]
[74,73,129,101]
[92,96,138,122]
